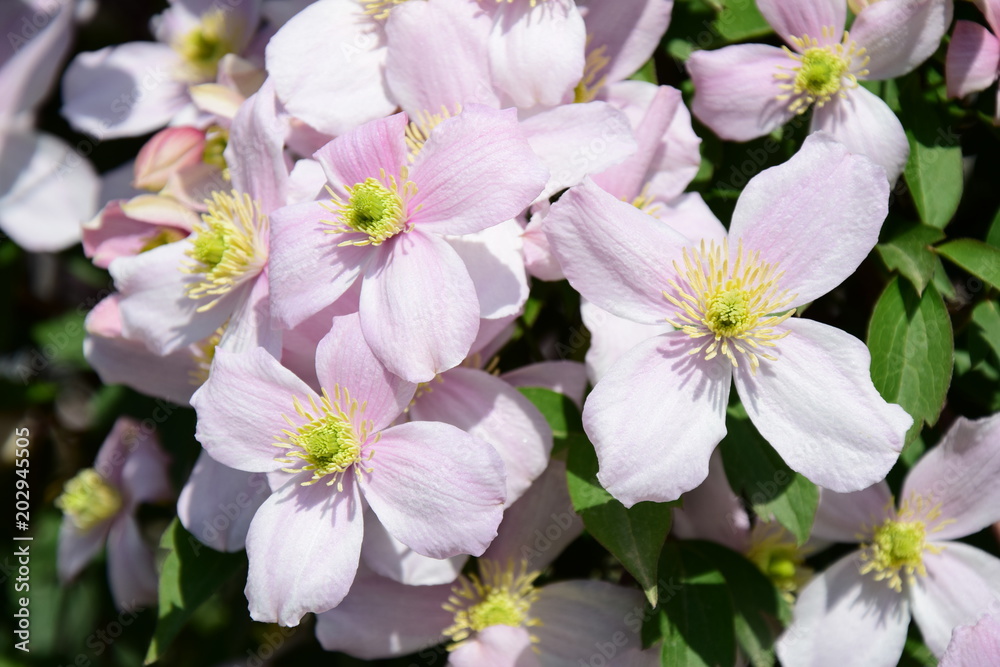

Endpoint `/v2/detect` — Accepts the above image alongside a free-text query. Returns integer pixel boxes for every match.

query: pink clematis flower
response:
[777,413,1000,666]
[688,0,953,181]
[267,105,547,383]
[946,0,1000,122]
[56,417,172,610]
[191,312,507,625]
[545,133,911,506]
[315,460,646,666]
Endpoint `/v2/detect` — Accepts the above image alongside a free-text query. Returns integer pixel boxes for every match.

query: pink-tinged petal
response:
[358,421,506,559]
[315,311,416,432]
[484,460,583,571]
[757,0,846,43]
[62,43,189,138]
[0,0,73,119]
[361,506,466,585]
[729,132,890,306]
[268,200,371,328]
[470,314,518,361]
[384,0,498,114]
[280,296,361,392]
[584,332,731,506]
[810,87,910,183]
[119,194,200,231]
[82,200,187,270]
[314,569,451,658]
[58,517,111,582]
[313,113,409,192]
[812,483,893,543]
[119,433,172,509]
[672,450,751,553]
[979,0,1000,35]
[776,551,910,667]
[520,101,637,200]
[852,0,954,80]
[531,581,646,663]
[157,0,261,50]
[445,220,529,320]
[245,477,363,625]
[410,105,548,236]
[409,367,552,508]
[83,297,200,406]
[219,272,282,357]
[581,298,671,384]
[687,44,798,142]
[487,0,586,109]
[94,417,147,488]
[522,215,564,282]
[359,232,479,383]
[581,0,674,84]
[107,516,158,610]
[226,78,287,213]
[450,625,540,667]
[191,347,317,473]
[265,0,395,136]
[0,131,98,253]
[904,414,1000,540]
[592,84,686,201]
[110,240,240,355]
[940,612,1000,667]
[501,360,589,412]
[178,451,270,552]
[735,319,910,493]
[286,157,328,205]
[947,21,1000,99]
[910,543,1000,656]
[133,127,205,191]
[656,193,727,245]
[544,178,688,325]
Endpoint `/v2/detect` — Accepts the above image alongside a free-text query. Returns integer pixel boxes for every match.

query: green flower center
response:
[202,126,229,172]
[55,469,122,531]
[191,226,228,269]
[296,417,360,476]
[795,48,847,99]
[176,9,234,81]
[745,522,812,598]
[443,559,542,649]
[322,170,417,247]
[705,286,752,337]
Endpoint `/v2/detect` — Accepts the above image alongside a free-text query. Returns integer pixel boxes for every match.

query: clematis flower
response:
[946,0,1000,123]
[545,133,911,506]
[267,105,547,382]
[190,312,507,625]
[777,412,1000,666]
[688,0,953,181]
[315,460,645,666]
[940,612,1000,666]
[62,0,263,138]
[56,417,172,610]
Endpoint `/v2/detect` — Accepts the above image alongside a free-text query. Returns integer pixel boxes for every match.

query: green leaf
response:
[988,204,1000,248]
[656,542,737,667]
[931,255,957,300]
[971,300,1000,366]
[712,0,772,42]
[875,219,946,293]
[566,436,673,606]
[901,82,963,228]
[719,405,818,545]
[145,520,245,664]
[936,239,1000,291]
[867,277,954,444]
[628,58,658,84]
[516,387,583,440]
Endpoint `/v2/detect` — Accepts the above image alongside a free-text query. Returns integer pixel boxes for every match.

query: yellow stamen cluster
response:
[274,386,375,489]
[55,469,123,531]
[664,239,796,372]
[182,191,269,311]
[202,125,230,173]
[360,0,411,20]
[404,105,460,159]
[321,169,418,246]
[858,495,953,592]
[442,559,542,649]
[774,27,870,114]
[189,323,228,386]
[745,521,813,600]
[175,9,235,82]
[574,42,611,104]
[628,183,662,217]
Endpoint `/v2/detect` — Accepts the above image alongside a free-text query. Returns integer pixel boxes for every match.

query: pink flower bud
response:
[133,127,207,191]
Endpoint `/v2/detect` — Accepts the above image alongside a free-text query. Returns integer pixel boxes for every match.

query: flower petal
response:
[107,516,158,610]
[360,231,479,382]
[226,78,287,214]
[358,421,506,559]
[729,132,890,306]
[940,611,1000,667]
[810,86,910,183]
[191,347,317,473]
[544,178,689,325]
[903,414,1000,540]
[450,625,540,667]
[671,450,751,553]
[946,20,1000,99]
[501,360,589,411]
[444,219,529,320]
[312,112,409,191]
[757,0,846,43]
[582,0,674,84]
[57,518,111,583]
[581,298,671,384]
[776,551,910,667]
[410,105,548,236]
[245,477,362,625]
[734,318,910,493]
[360,506,466,585]
[852,0,954,80]
[584,332,731,505]
[687,44,797,142]
[910,543,1000,656]
[812,482,893,543]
